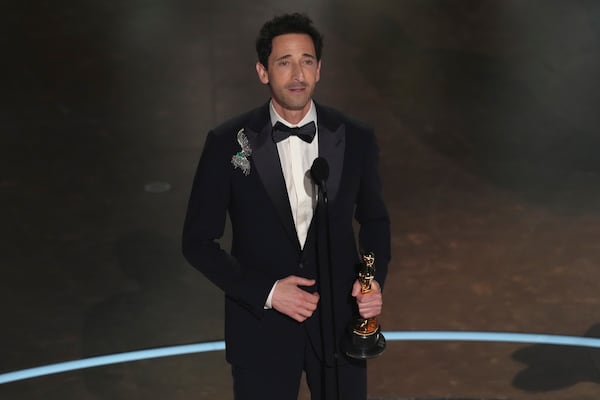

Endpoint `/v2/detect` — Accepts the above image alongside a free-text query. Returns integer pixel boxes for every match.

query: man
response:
[182,13,391,400]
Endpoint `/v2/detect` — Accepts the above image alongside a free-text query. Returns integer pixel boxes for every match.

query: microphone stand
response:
[315,178,340,400]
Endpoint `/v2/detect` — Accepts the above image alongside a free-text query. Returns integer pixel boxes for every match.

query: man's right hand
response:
[271,276,319,322]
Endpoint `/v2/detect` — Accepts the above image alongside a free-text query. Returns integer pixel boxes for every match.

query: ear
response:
[315,60,321,83]
[256,62,269,84]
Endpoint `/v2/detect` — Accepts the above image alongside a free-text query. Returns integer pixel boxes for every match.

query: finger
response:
[358,301,382,314]
[357,303,381,318]
[359,302,382,316]
[360,310,380,319]
[358,298,381,308]
[357,288,382,301]
[305,299,318,312]
[359,292,382,303]
[302,292,320,305]
[293,313,307,323]
[304,308,316,318]
[358,298,382,309]
[359,303,382,313]
[297,305,316,320]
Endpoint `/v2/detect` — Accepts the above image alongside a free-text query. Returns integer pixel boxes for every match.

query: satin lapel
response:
[317,120,345,204]
[245,117,300,250]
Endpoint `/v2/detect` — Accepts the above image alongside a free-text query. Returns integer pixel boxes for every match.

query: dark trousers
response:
[232,332,367,400]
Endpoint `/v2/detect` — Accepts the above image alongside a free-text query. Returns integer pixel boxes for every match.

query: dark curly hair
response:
[255,13,324,69]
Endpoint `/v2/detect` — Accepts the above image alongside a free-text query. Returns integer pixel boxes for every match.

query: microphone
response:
[310,157,329,193]
[311,156,338,397]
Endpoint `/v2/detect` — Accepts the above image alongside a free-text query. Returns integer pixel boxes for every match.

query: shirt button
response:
[299,262,304,269]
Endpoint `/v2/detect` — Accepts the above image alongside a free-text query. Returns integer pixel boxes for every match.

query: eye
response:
[304,59,314,65]
[278,60,289,66]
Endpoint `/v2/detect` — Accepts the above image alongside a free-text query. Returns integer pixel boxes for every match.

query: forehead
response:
[270,33,316,59]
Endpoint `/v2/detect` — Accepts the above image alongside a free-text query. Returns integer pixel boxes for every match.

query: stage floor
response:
[2,1,600,399]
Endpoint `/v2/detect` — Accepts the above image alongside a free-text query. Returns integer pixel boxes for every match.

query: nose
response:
[292,62,304,81]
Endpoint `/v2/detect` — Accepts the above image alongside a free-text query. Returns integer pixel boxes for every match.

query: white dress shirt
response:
[265,100,319,308]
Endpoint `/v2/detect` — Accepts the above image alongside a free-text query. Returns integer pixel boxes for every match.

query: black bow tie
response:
[272,121,316,143]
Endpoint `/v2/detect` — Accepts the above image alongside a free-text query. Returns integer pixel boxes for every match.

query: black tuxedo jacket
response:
[182,102,390,368]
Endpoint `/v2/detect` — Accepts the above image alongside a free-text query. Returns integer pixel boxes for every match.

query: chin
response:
[286,100,311,110]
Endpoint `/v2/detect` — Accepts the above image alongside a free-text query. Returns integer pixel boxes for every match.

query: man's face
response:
[256,33,321,118]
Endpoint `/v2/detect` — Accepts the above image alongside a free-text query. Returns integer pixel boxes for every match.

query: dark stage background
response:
[2,1,600,399]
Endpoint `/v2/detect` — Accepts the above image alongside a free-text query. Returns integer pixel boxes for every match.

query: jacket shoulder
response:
[316,104,373,134]
[211,104,268,138]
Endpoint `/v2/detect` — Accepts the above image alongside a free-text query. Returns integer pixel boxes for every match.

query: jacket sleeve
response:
[354,130,391,288]
[182,130,274,318]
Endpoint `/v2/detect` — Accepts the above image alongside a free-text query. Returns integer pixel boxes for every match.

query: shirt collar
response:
[269,100,317,128]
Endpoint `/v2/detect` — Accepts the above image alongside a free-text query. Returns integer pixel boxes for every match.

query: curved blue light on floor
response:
[3,331,600,385]
[0,341,225,385]
[384,331,600,348]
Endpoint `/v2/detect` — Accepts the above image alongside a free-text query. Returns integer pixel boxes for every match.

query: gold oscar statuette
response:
[343,252,386,359]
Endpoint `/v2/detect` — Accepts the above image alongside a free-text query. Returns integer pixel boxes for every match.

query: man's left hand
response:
[351,279,383,319]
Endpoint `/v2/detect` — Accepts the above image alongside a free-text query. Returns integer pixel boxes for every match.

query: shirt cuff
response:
[264,280,279,309]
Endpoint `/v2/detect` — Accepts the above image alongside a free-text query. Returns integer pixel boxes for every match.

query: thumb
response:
[351,280,361,297]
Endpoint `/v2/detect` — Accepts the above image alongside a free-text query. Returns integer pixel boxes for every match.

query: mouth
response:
[287,84,308,92]
[288,87,307,94]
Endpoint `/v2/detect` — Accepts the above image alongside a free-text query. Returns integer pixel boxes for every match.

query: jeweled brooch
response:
[231,128,252,176]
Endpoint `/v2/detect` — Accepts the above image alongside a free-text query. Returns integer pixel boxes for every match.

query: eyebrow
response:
[274,53,316,62]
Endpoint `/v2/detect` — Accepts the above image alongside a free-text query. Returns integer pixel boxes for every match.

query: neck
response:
[272,101,312,125]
